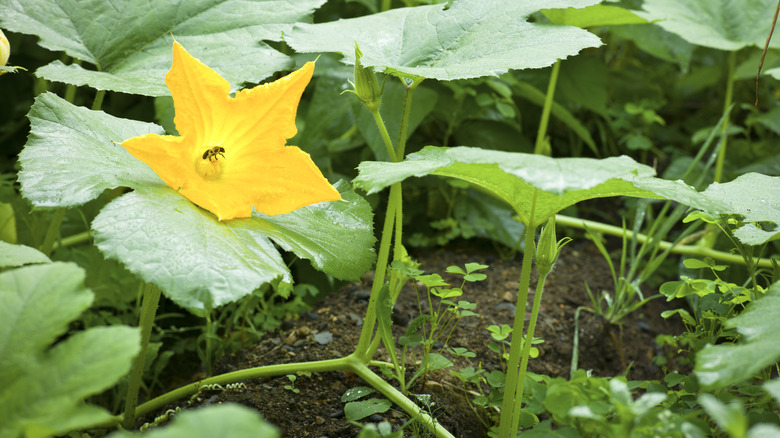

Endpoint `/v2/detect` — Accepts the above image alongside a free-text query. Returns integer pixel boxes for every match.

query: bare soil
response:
[145,241,684,437]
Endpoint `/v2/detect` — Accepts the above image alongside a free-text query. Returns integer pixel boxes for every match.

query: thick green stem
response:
[534,61,560,156]
[123,284,162,429]
[351,359,455,438]
[498,192,538,438]
[371,108,397,162]
[53,230,92,249]
[135,356,353,420]
[714,51,736,184]
[511,273,548,432]
[132,355,453,438]
[358,78,419,361]
[395,78,422,159]
[355,183,400,360]
[554,214,775,269]
[92,89,106,111]
[40,209,66,257]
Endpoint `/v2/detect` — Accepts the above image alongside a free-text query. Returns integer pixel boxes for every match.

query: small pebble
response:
[369,414,383,422]
[495,302,516,312]
[349,313,363,327]
[313,331,334,345]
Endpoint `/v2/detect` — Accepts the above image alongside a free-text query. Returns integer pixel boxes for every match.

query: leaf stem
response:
[371,108,397,162]
[350,358,455,438]
[123,283,162,429]
[396,78,423,159]
[533,61,560,155]
[134,356,353,420]
[511,271,548,432]
[53,230,92,250]
[498,191,538,438]
[39,209,66,257]
[355,182,400,360]
[92,89,106,111]
[714,51,736,183]
[554,213,775,269]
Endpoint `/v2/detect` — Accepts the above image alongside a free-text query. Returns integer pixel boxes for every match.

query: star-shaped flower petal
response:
[122,42,341,221]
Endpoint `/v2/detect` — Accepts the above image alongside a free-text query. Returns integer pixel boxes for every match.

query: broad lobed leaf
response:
[19,92,163,208]
[640,0,780,51]
[0,262,140,437]
[354,146,779,237]
[286,0,603,81]
[0,0,326,95]
[354,146,660,226]
[0,241,51,268]
[695,281,780,390]
[92,182,374,313]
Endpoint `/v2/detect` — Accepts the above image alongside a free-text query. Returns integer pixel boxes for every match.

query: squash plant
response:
[1,0,779,437]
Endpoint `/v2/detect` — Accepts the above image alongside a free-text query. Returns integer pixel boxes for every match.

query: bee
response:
[202,146,226,161]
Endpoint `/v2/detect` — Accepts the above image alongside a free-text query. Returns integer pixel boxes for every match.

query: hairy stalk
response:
[498,191,538,438]
[534,60,560,155]
[129,355,454,438]
[511,274,548,432]
[123,283,162,429]
[355,183,399,360]
[350,358,455,438]
[134,356,354,420]
[361,78,421,360]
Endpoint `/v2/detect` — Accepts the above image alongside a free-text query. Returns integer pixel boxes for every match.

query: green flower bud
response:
[0,29,9,66]
[535,217,571,277]
[347,42,382,111]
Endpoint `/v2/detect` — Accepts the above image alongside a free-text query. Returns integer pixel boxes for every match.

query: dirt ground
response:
[143,240,684,437]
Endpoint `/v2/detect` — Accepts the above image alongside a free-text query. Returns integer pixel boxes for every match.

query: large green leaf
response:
[92,182,374,313]
[19,94,375,313]
[108,404,279,438]
[0,241,50,268]
[285,0,603,81]
[695,281,780,390]
[0,262,140,437]
[639,0,780,51]
[696,173,780,245]
[18,92,163,208]
[543,4,647,28]
[0,0,325,95]
[253,181,376,279]
[354,146,664,227]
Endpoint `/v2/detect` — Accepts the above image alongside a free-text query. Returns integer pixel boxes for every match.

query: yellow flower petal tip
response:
[0,29,10,66]
[122,42,341,221]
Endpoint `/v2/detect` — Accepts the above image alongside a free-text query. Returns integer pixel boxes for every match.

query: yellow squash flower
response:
[122,42,341,221]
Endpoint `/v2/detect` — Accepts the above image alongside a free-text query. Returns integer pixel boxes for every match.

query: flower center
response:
[196,145,226,179]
